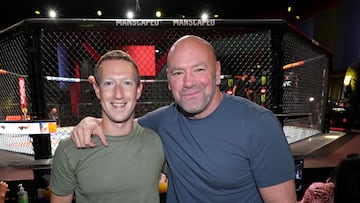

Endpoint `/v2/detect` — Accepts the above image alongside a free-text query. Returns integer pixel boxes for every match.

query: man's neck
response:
[101,118,134,136]
[185,91,224,120]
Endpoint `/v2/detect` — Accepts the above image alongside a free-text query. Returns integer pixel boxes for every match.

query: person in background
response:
[48,107,60,126]
[0,181,9,203]
[232,73,248,97]
[298,153,360,203]
[333,153,360,203]
[50,50,166,203]
[71,35,296,202]
[245,74,259,103]
[298,175,334,203]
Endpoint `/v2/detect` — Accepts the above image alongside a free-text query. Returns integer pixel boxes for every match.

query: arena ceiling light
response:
[48,9,57,18]
[97,10,103,17]
[287,6,292,12]
[201,13,209,20]
[127,11,135,19]
[155,10,162,18]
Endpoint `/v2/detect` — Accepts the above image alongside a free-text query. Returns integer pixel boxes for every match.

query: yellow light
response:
[155,11,161,18]
[325,135,340,139]
[344,75,352,86]
[296,15,300,20]
[34,10,41,15]
[287,6,292,12]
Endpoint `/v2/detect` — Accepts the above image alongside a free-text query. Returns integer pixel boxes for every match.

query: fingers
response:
[71,117,98,148]
[159,173,167,183]
[94,126,109,147]
[0,181,9,193]
[71,125,97,148]
[70,117,108,148]
[88,75,96,85]
[313,188,327,196]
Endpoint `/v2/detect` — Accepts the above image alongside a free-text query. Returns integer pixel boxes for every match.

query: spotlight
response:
[155,11,162,18]
[201,13,208,20]
[127,11,135,19]
[48,10,57,18]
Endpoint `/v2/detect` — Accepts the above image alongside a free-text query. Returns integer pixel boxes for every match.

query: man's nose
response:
[183,72,196,87]
[114,85,124,98]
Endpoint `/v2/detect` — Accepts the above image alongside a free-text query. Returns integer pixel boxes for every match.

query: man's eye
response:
[103,81,114,87]
[122,80,135,87]
[195,67,205,72]
[172,71,183,76]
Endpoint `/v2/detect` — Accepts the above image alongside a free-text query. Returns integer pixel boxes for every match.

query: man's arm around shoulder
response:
[71,117,107,148]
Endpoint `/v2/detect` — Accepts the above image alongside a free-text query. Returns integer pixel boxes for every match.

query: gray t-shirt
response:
[139,94,295,202]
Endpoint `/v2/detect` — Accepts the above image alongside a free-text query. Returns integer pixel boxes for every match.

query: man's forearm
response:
[51,193,73,203]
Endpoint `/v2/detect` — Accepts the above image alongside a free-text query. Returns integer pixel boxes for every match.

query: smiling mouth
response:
[182,88,201,96]
[111,102,126,108]
[182,93,198,100]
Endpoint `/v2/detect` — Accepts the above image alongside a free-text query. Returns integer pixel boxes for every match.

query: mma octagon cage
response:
[0,18,331,144]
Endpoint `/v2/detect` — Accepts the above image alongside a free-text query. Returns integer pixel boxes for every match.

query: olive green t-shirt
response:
[50,123,166,203]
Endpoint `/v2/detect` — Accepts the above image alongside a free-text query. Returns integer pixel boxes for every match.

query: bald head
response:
[169,35,214,51]
[167,35,216,64]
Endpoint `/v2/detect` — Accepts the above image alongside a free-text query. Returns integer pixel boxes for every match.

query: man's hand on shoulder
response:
[70,117,108,148]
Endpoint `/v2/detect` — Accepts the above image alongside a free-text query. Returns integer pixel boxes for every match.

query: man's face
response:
[167,39,221,118]
[93,59,142,124]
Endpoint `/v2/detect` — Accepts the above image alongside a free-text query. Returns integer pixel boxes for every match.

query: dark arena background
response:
[0,18,332,202]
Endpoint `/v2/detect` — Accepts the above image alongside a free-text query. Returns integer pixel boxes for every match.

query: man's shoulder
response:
[53,137,81,160]
[134,123,160,138]
[133,124,163,149]
[140,103,177,120]
[224,94,259,107]
[223,94,272,115]
[57,137,77,151]
[153,103,176,113]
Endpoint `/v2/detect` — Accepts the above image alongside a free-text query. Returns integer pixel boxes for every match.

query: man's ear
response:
[166,69,172,91]
[136,82,143,100]
[215,61,221,85]
[168,83,172,91]
[93,82,100,99]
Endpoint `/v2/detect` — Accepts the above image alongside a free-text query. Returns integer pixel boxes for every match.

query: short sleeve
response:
[50,140,77,196]
[247,112,295,187]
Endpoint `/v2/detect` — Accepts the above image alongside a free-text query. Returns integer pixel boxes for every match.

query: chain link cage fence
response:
[0,19,331,155]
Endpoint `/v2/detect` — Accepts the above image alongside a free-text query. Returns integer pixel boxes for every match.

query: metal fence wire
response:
[0,19,331,130]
